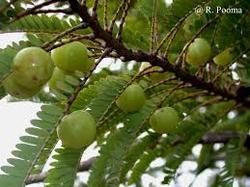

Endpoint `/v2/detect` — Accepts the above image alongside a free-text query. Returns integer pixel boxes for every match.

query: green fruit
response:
[3,76,40,98]
[186,38,211,66]
[116,84,146,113]
[140,62,168,82]
[51,41,94,74]
[57,110,96,149]
[48,67,66,90]
[213,48,233,66]
[3,47,53,98]
[149,107,179,133]
[11,47,54,89]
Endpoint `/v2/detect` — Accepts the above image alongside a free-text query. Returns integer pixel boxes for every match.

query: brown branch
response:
[154,9,193,55]
[66,0,250,108]
[116,0,131,39]
[42,23,90,50]
[25,132,250,185]
[46,34,95,51]
[31,8,73,15]
[201,132,242,144]
[150,0,157,52]
[175,14,221,67]
[108,0,126,32]
[103,0,108,29]
[25,157,96,185]
[9,0,63,23]
[92,0,99,17]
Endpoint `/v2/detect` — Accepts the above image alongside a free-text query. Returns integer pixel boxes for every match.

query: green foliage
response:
[128,148,159,185]
[0,34,47,99]
[120,134,159,183]
[44,76,128,187]
[88,99,157,187]
[196,144,214,174]
[0,104,64,186]
[6,15,84,34]
[45,148,83,187]
[0,0,249,186]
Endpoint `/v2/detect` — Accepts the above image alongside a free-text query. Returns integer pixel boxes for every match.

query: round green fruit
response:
[57,110,96,149]
[186,38,211,66]
[11,47,54,89]
[51,41,94,74]
[116,84,146,113]
[3,75,40,98]
[213,48,233,66]
[48,67,66,90]
[149,107,179,134]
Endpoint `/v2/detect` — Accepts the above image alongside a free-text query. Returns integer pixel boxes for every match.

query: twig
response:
[150,0,157,52]
[24,130,250,185]
[31,8,73,15]
[92,0,99,18]
[212,48,250,83]
[154,8,193,54]
[42,23,90,50]
[65,47,112,113]
[116,0,131,40]
[201,132,243,144]
[67,0,250,108]
[176,14,221,67]
[25,157,96,185]
[108,0,126,32]
[46,34,95,51]
[103,0,108,30]
[10,0,63,23]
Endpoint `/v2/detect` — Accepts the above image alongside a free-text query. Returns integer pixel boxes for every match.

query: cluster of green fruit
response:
[57,83,180,149]
[186,38,233,66]
[1,41,181,149]
[3,38,232,149]
[116,83,180,134]
[139,38,233,83]
[2,42,96,149]
[2,41,94,99]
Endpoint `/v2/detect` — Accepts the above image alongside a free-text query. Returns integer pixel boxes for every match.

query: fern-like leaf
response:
[88,99,157,187]
[6,15,83,34]
[45,76,128,186]
[128,148,159,185]
[0,104,64,187]
[45,148,83,187]
[120,134,159,183]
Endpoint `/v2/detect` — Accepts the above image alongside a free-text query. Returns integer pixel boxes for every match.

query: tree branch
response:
[31,8,73,15]
[25,132,250,185]
[10,0,63,23]
[25,157,96,185]
[201,131,246,144]
[67,0,250,108]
